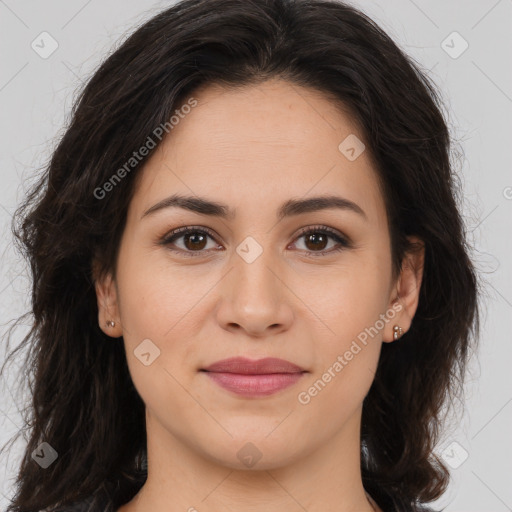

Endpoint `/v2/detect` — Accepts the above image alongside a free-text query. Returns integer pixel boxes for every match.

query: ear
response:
[92,260,123,338]
[383,236,425,343]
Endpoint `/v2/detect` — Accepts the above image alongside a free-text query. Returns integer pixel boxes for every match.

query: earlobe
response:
[384,236,425,343]
[382,297,406,343]
[93,268,123,338]
[392,324,404,340]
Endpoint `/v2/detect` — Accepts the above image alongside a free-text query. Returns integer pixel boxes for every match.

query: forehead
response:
[131,79,387,228]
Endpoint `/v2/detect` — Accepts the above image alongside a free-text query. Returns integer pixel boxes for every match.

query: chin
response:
[196,432,307,471]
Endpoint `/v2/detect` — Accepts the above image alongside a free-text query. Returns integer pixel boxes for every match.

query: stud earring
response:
[393,325,403,340]
[105,320,116,328]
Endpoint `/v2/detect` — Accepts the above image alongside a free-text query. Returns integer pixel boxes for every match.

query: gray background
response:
[0,1,511,510]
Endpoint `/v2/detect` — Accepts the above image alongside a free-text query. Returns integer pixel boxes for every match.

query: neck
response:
[118,405,378,512]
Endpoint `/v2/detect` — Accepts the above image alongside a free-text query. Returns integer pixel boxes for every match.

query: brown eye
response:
[160,225,351,258]
[160,226,220,256]
[304,232,329,251]
[291,226,351,257]
[182,231,208,251]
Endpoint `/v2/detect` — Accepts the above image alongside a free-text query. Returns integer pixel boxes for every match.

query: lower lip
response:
[203,371,305,397]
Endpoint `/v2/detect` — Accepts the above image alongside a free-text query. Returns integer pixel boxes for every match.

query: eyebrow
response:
[141,193,367,221]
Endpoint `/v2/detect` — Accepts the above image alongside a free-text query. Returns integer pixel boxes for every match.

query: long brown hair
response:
[1,1,480,510]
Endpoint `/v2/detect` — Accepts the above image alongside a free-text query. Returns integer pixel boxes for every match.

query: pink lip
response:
[201,357,307,397]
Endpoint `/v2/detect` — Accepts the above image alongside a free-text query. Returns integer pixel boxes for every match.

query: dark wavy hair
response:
[1,0,480,511]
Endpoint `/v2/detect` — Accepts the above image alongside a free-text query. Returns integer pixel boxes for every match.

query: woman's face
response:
[95,78,423,470]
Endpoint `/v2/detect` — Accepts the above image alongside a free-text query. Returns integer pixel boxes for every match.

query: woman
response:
[0,0,480,511]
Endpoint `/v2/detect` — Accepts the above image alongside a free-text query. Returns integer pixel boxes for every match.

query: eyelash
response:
[159,225,352,258]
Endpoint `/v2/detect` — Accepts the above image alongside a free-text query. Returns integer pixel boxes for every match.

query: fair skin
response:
[95,78,424,512]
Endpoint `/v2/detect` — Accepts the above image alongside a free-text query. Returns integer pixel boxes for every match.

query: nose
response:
[215,246,294,338]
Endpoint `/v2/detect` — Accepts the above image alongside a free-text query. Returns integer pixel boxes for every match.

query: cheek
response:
[296,269,386,421]
[116,268,198,420]
[298,258,388,397]
[114,245,213,396]
[301,256,389,343]
[116,238,205,338]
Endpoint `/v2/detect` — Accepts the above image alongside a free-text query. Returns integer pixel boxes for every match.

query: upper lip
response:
[201,357,306,374]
